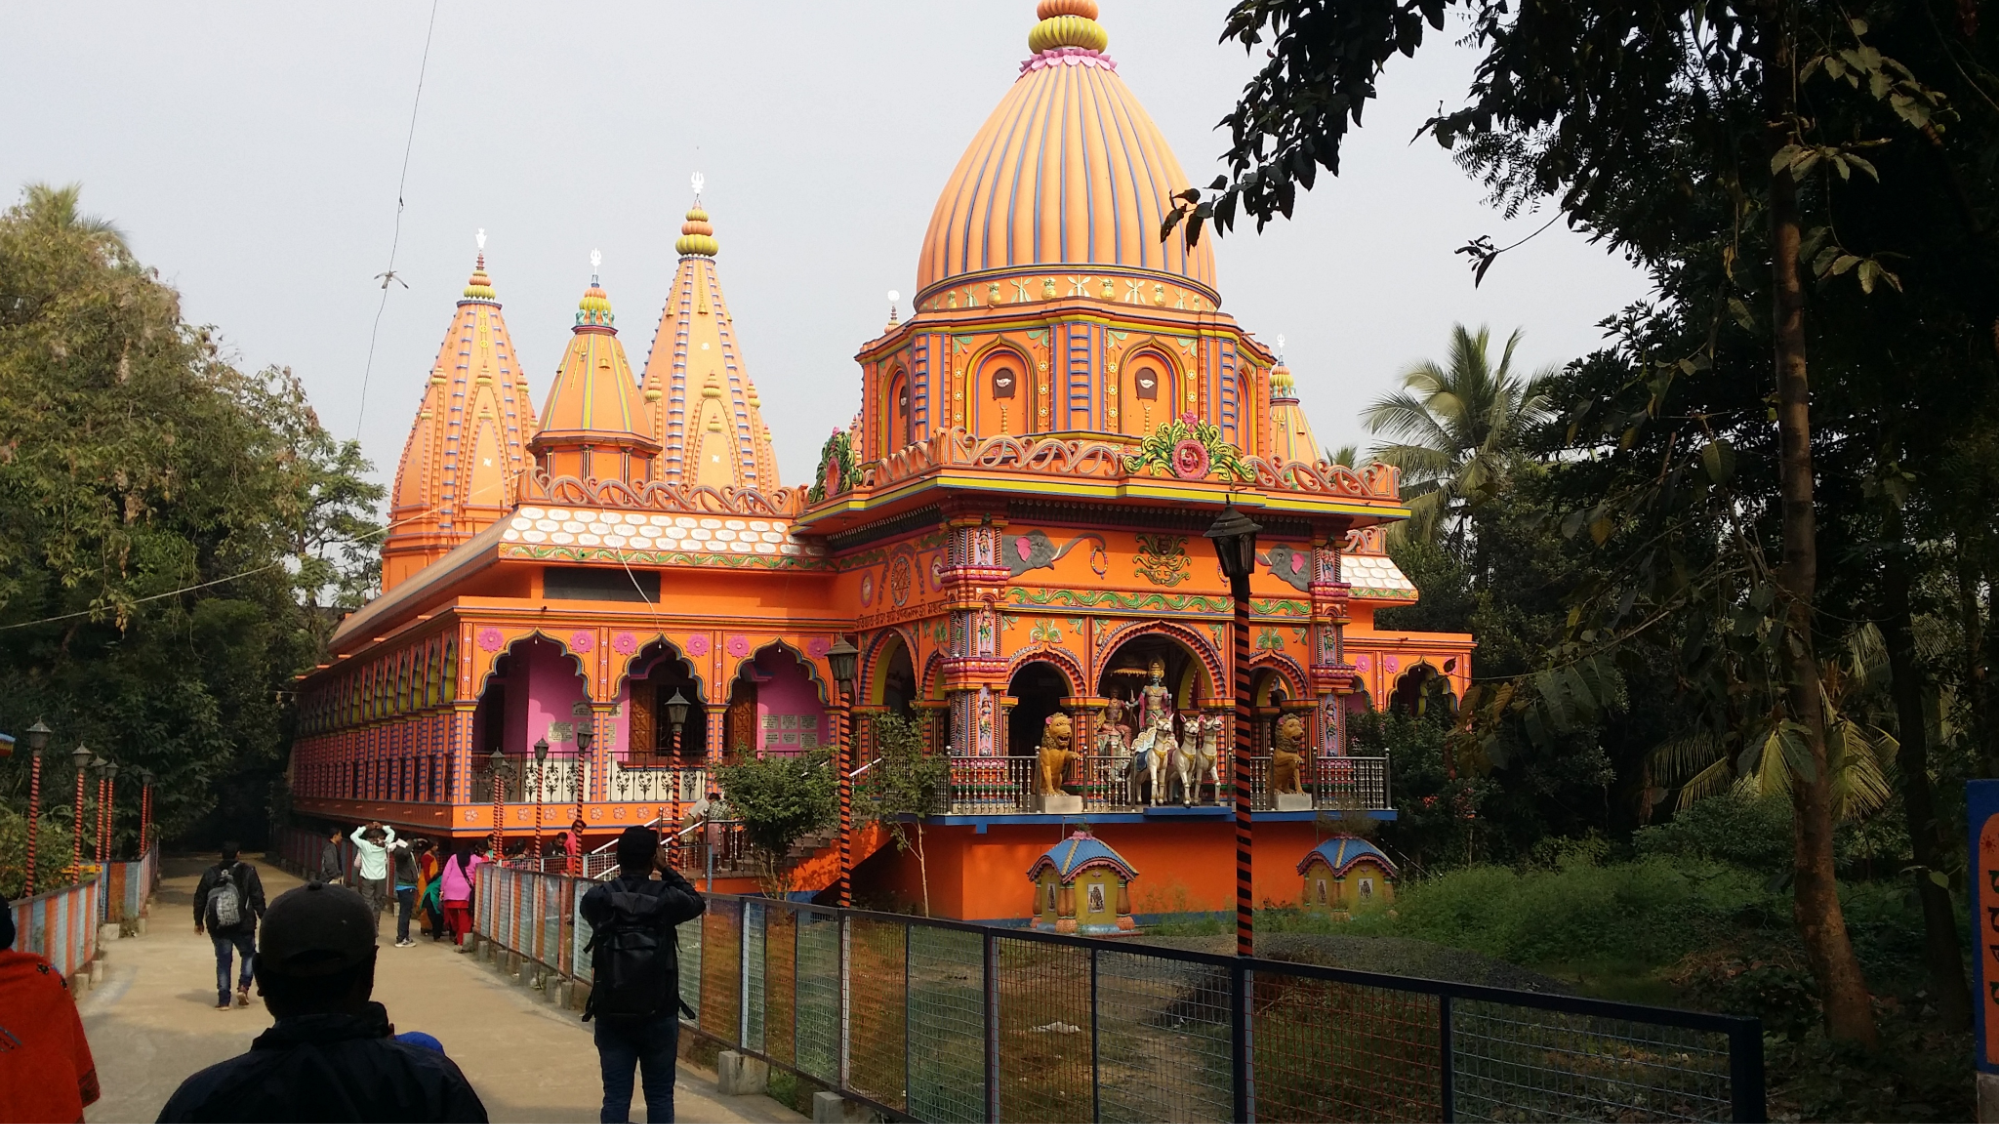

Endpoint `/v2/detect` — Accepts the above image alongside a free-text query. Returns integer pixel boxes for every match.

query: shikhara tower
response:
[291,1,1470,923]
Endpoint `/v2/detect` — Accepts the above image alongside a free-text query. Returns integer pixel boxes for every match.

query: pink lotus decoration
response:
[569,631,595,654]
[726,635,751,658]
[685,634,711,656]
[807,637,831,658]
[1171,439,1209,480]
[612,632,638,655]
[476,627,505,653]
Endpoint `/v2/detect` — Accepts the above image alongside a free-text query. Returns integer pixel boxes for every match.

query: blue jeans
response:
[211,929,255,1005]
[593,1010,679,1122]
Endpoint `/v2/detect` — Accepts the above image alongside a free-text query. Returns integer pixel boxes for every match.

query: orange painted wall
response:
[854,820,1343,923]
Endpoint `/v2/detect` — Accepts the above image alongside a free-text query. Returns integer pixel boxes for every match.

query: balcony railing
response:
[607,763,706,805]
[944,753,1389,815]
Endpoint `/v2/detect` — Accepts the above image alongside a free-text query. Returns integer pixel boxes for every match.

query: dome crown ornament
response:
[676,172,719,256]
[576,250,614,327]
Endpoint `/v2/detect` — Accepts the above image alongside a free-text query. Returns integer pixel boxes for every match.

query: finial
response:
[887,289,900,326]
[590,248,602,280]
[476,227,487,251]
[691,171,705,201]
[1276,333,1286,361]
[1029,0,1108,54]
[677,192,718,257]
[577,253,614,327]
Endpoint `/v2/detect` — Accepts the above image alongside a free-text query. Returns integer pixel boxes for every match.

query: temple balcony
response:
[933,753,1390,819]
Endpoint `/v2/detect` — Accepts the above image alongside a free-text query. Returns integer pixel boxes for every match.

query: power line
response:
[353,0,444,440]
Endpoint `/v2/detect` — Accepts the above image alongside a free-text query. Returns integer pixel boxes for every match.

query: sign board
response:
[1972,779,1999,1073]
[547,722,574,743]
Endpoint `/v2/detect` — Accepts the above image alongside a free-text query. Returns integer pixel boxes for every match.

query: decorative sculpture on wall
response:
[807,428,859,503]
[1130,706,1178,806]
[1179,712,1224,805]
[1270,712,1307,795]
[1006,529,1110,578]
[1124,412,1252,482]
[1259,544,1314,592]
[1035,712,1080,795]
[1134,534,1190,587]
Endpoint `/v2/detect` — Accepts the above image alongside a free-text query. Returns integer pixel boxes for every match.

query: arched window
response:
[973,352,1031,436]
[886,370,912,451]
[1125,358,1176,437]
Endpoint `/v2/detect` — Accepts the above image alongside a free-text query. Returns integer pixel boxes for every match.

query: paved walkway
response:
[78,856,803,1124]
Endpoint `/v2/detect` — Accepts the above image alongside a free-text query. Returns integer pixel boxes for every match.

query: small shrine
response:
[1298,836,1397,914]
[1027,830,1137,935]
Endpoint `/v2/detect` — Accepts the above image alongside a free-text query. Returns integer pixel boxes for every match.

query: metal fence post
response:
[905,920,914,1121]
[740,901,751,1049]
[984,931,1000,1124]
[1439,994,1456,1123]
[839,912,852,1091]
[1728,1018,1766,1122]
[1090,946,1101,1124]
[1230,961,1251,1124]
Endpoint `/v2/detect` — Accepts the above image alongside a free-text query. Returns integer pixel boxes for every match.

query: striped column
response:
[1232,579,1254,958]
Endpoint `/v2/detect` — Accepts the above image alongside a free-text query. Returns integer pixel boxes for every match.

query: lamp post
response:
[532,738,549,869]
[662,690,691,860]
[487,746,509,862]
[103,760,120,860]
[572,725,593,875]
[825,637,860,909]
[138,768,156,857]
[70,744,92,878]
[24,720,50,896]
[1206,501,1262,958]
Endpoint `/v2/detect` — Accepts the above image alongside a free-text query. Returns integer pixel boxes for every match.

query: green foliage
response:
[714,749,835,892]
[856,713,947,827]
[0,809,78,900]
[0,183,382,850]
[805,429,858,504]
[1633,790,1795,875]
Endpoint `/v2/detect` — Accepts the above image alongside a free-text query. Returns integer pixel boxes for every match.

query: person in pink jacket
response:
[438,845,485,950]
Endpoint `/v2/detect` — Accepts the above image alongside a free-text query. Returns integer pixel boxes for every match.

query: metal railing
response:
[678,894,1766,1123]
[948,754,1391,814]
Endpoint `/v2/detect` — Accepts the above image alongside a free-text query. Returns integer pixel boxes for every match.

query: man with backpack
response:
[194,841,267,1010]
[579,826,703,1124]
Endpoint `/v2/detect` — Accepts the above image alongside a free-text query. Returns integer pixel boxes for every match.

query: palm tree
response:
[1362,324,1554,557]
[16,183,127,256]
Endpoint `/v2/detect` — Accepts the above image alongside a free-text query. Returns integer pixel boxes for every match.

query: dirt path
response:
[78,855,801,1124]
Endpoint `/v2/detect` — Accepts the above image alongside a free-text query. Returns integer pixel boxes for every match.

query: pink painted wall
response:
[751,651,826,757]
[512,638,590,758]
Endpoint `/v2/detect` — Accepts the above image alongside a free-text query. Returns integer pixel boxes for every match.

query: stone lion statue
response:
[1270,713,1307,795]
[1036,712,1081,795]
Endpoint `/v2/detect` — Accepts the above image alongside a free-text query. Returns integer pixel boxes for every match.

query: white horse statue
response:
[1097,720,1141,805]
[1179,712,1224,805]
[1130,707,1178,805]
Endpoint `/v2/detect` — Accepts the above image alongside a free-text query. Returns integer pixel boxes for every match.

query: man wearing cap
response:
[579,825,704,1124]
[158,881,488,1122]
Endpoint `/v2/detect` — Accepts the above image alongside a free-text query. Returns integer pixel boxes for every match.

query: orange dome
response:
[915,3,1216,300]
[530,264,661,483]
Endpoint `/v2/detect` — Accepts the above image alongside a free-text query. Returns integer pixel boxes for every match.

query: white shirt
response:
[350,824,397,881]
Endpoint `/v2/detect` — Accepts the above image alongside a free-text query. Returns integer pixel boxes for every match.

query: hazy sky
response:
[2,1,1651,487]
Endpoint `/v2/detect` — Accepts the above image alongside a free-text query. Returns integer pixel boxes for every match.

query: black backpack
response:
[583,884,692,1022]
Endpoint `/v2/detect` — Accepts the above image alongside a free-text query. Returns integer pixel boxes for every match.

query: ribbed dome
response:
[915,6,1217,299]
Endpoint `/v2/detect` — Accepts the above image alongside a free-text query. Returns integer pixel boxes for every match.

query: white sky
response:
[1,1,1650,487]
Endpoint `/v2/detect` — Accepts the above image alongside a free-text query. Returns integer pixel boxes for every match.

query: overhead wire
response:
[353,0,444,440]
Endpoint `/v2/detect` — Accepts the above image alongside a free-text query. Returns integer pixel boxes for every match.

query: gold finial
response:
[677,174,719,256]
[1029,0,1107,53]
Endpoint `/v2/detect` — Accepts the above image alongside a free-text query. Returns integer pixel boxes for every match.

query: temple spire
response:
[531,256,660,485]
[381,235,538,592]
[639,189,781,492]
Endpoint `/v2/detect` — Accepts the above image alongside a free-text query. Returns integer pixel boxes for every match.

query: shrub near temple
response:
[713,749,835,896]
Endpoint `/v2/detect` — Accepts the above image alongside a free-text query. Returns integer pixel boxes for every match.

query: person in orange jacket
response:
[0,897,101,1122]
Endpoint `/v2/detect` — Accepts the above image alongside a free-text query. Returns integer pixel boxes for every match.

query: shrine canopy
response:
[1027,830,1139,883]
[1295,836,1398,878]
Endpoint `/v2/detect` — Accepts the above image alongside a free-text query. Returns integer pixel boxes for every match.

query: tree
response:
[855,713,950,915]
[714,750,836,897]
[0,182,381,851]
[1361,324,1553,562]
[1170,0,1999,1047]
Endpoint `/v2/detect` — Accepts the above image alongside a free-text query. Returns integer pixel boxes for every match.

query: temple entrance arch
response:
[1096,631,1214,741]
[621,641,707,767]
[473,636,589,800]
[1390,663,1456,718]
[1006,660,1072,758]
[868,632,918,719]
[724,644,831,760]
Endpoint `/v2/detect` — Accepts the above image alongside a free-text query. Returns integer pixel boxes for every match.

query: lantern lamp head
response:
[575,726,594,754]
[533,738,549,764]
[25,718,51,755]
[72,743,93,770]
[1204,502,1263,587]
[826,637,860,694]
[663,689,691,732]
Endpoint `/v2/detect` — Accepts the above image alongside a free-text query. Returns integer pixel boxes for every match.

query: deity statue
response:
[1035,712,1081,795]
[1139,657,1174,735]
[1269,713,1307,795]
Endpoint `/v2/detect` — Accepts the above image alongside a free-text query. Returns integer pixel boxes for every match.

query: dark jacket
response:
[193,862,266,936]
[318,841,343,883]
[578,869,704,1015]
[156,1003,487,1123]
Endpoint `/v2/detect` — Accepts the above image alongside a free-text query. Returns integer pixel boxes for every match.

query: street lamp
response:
[138,768,156,857]
[103,760,120,861]
[23,720,50,896]
[70,744,92,878]
[487,746,508,862]
[825,636,861,909]
[532,738,549,868]
[1205,501,1262,957]
[663,690,691,757]
[572,723,594,873]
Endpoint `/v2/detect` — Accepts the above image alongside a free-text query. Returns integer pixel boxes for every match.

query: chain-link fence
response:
[677,894,1765,1124]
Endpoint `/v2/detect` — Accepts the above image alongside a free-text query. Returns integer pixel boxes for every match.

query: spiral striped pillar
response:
[836,690,853,908]
[1232,578,1254,957]
[24,751,41,897]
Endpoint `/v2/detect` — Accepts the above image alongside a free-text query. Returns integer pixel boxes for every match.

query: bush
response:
[713,749,835,895]
[1632,791,1794,874]
[0,809,79,899]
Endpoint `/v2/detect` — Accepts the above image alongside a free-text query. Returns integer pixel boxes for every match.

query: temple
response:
[289,1,1472,923]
